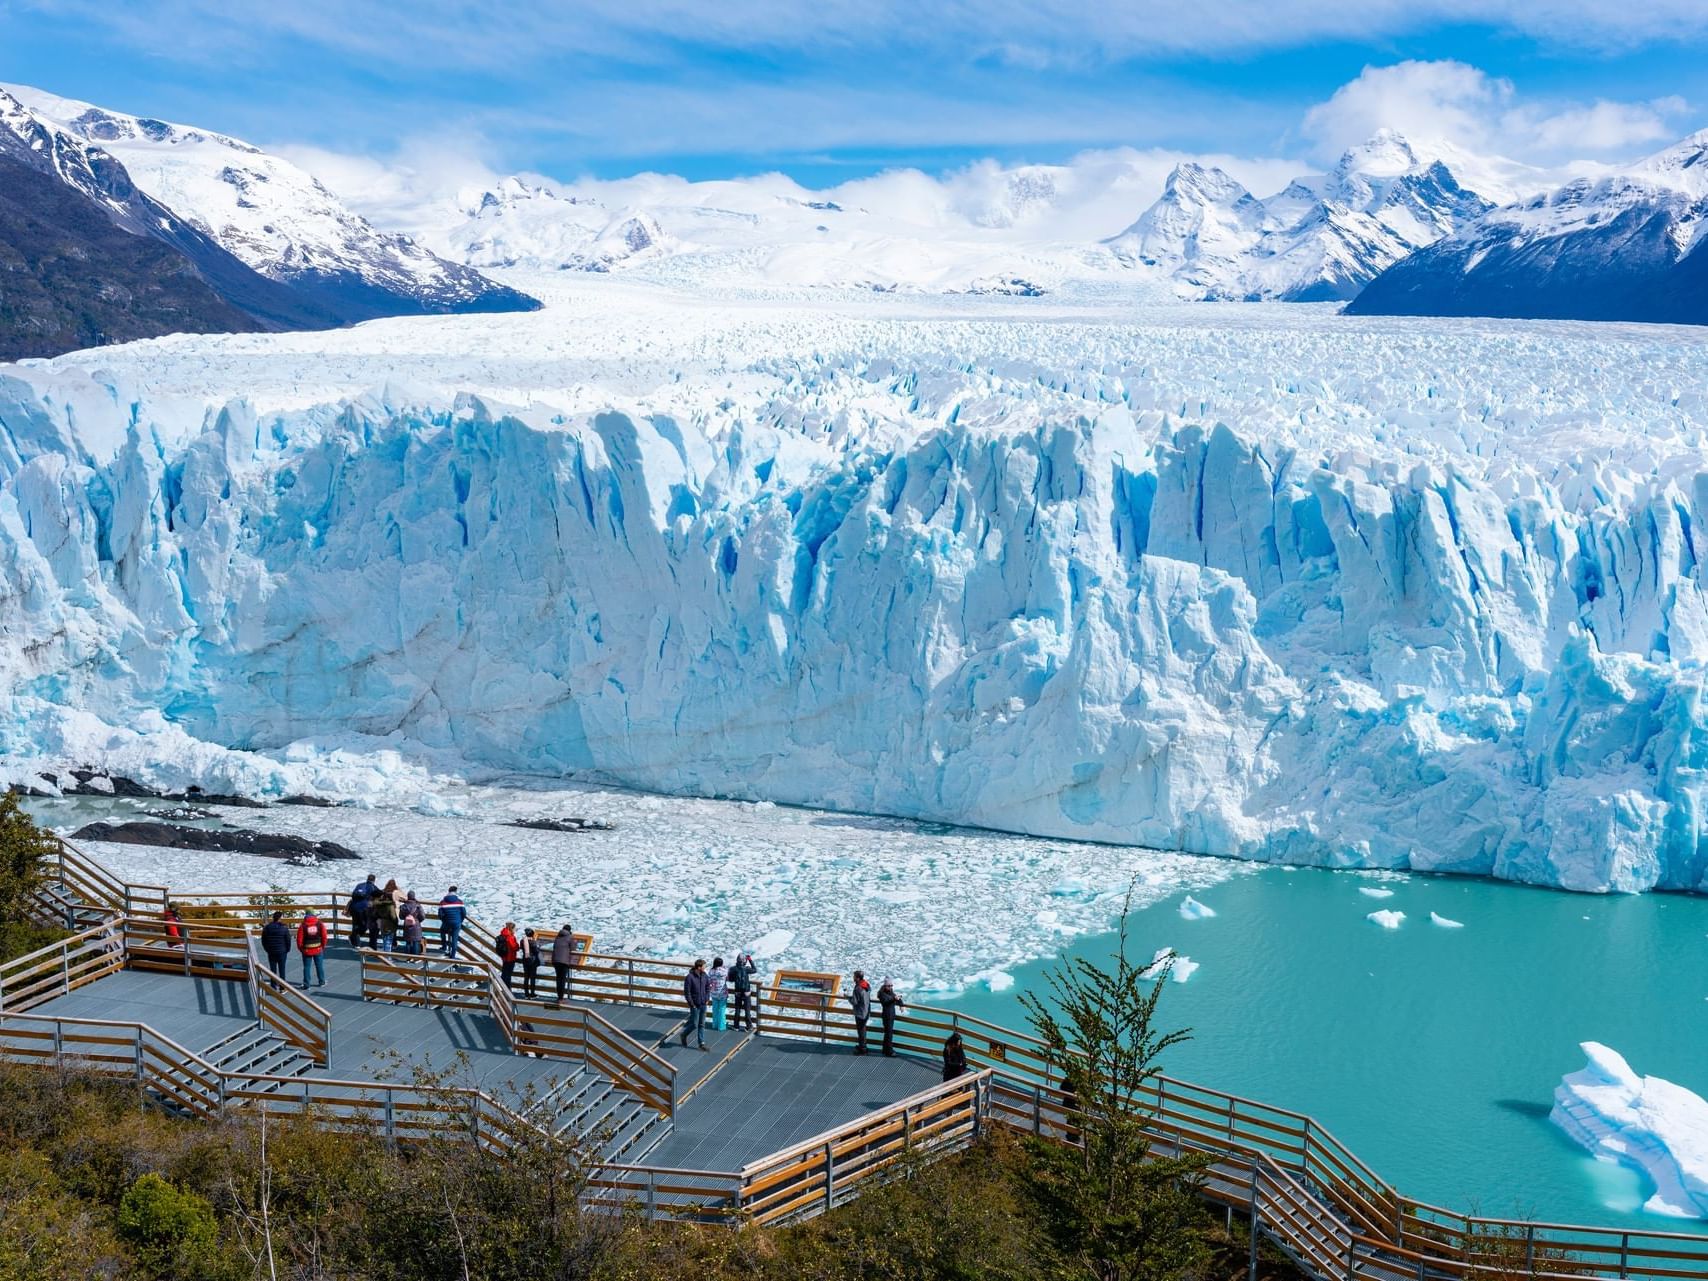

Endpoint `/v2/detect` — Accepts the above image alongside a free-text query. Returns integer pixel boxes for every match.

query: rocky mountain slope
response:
[8,84,538,322]
[1347,130,1708,324]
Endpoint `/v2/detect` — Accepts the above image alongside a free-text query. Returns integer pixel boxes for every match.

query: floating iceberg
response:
[1552,1042,1708,1218]
[1179,896,1217,919]
[1141,947,1198,982]
[1430,911,1465,929]
[1366,910,1406,929]
[1359,887,1396,900]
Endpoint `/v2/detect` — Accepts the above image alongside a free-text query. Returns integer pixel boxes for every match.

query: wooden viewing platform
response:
[3,839,1706,1280]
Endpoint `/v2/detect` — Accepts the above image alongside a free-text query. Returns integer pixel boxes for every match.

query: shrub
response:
[115,1173,223,1279]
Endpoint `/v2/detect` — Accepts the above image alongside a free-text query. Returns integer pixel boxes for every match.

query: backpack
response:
[303,920,324,947]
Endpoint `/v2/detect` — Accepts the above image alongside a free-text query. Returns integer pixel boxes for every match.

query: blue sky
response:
[5,1,1707,183]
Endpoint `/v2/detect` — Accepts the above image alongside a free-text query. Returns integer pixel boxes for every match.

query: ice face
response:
[1552,1042,1708,1218]
[0,278,1704,898]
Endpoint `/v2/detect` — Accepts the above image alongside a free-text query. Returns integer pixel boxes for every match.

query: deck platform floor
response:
[22,949,943,1170]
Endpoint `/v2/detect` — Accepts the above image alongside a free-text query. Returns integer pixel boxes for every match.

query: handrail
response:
[31,835,1708,1277]
[246,929,333,1068]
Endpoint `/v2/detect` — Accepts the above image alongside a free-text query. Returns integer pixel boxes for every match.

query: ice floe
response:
[1552,1042,1708,1218]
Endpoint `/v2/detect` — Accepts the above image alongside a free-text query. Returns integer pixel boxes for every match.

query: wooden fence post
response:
[1619,1232,1630,1279]
[823,1141,835,1212]
[1525,1225,1536,1277]
[1248,1166,1260,1281]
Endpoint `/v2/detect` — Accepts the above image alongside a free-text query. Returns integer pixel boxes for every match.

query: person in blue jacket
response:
[260,910,291,981]
[439,886,467,958]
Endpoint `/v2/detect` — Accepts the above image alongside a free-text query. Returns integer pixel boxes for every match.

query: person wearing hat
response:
[877,977,904,1057]
[848,970,872,1055]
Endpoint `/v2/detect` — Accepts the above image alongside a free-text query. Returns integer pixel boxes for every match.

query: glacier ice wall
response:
[0,304,1704,894]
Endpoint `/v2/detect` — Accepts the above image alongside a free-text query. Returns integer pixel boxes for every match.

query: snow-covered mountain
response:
[0,278,1703,897]
[7,84,538,321]
[1348,129,1708,325]
[0,84,346,352]
[1107,131,1508,301]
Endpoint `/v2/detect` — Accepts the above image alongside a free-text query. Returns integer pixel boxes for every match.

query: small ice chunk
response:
[746,929,795,958]
[1366,910,1406,929]
[1430,912,1465,929]
[1359,887,1395,899]
[1140,947,1197,982]
[1179,896,1217,920]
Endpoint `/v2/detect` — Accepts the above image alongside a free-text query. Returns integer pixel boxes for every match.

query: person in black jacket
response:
[260,911,291,981]
[521,928,542,1000]
[943,1031,968,1082]
[729,953,757,1032]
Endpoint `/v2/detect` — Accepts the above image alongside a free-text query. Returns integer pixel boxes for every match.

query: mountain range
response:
[2,77,1706,360]
[0,85,536,360]
[1347,129,1708,325]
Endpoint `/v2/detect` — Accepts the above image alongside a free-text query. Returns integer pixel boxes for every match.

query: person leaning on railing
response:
[549,924,575,1005]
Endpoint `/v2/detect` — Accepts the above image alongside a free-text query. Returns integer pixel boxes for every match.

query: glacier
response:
[1552,1042,1708,1218]
[0,276,1705,895]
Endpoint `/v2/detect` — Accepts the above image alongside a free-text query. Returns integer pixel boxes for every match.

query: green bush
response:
[115,1173,222,1280]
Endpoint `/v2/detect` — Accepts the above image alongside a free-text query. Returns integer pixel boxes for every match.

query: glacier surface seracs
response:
[0,277,1704,895]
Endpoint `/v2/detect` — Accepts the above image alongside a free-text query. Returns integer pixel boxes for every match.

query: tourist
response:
[550,924,576,1004]
[401,909,425,956]
[439,886,467,958]
[402,890,425,934]
[942,1031,968,1082]
[680,958,710,1051]
[708,957,729,1031]
[848,970,872,1055]
[496,922,520,992]
[297,910,328,988]
[878,977,904,1057]
[521,928,542,1000]
[260,910,291,981]
[348,874,377,945]
[730,952,757,1032]
[162,904,184,949]
[373,881,401,952]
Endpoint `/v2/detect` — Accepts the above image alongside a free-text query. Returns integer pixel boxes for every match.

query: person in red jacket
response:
[495,922,520,992]
[297,912,328,989]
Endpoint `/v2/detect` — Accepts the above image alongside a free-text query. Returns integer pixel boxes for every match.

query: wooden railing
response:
[507,997,677,1117]
[359,947,489,1009]
[736,1070,989,1226]
[31,837,1708,1276]
[121,913,251,978]
[0,922,125,1013]
[0,1010,550,1153]
[244,932,333,1068]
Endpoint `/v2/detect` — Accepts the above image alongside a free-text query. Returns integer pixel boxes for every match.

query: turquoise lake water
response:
[942,866,1708,1232]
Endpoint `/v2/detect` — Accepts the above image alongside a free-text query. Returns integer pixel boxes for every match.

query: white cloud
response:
[1302,61,1692,167]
